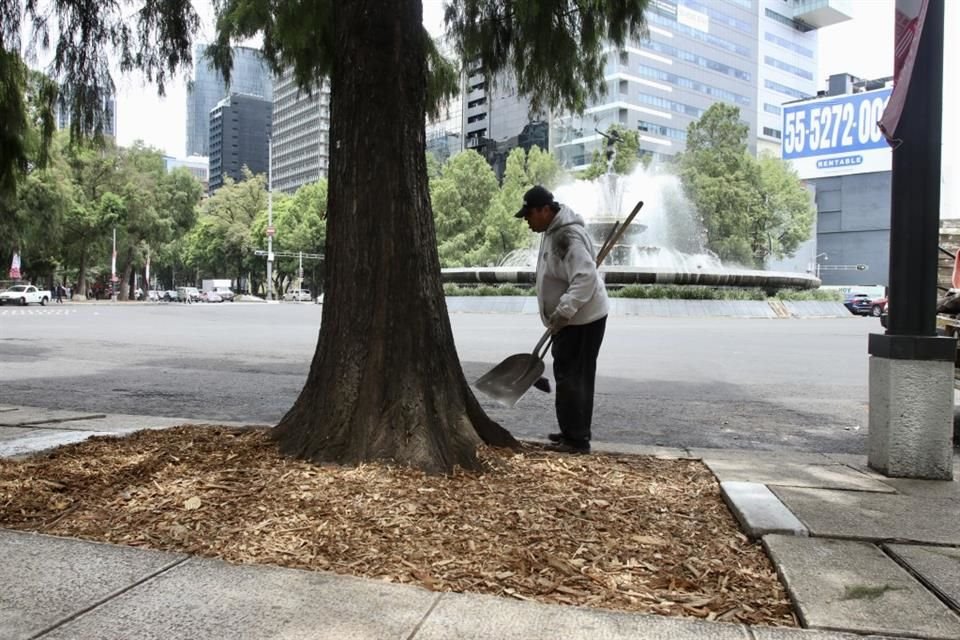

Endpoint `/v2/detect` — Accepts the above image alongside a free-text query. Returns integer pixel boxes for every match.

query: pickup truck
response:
[0,284,52,306]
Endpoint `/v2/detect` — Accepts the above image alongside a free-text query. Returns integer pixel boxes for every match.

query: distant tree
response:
[3,0,651,472]
[680,103,769,266]
[750,153,815,265]
[186,167,265,287]
[581,123,642,179]
[679,103,814,267]
[271,179,328,293]
[431,150,499,267]
[478,147,538,266]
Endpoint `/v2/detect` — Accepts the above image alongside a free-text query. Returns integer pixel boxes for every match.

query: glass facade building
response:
[458,0,850,171]
[186,45,272,157]
[208,93,272,193]
[270,68,331,194]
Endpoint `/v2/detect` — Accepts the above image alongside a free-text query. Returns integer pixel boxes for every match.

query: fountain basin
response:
[442,267,821,290]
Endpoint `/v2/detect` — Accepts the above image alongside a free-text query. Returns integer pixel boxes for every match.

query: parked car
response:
[315,293,324,305]
[201,290,223,303]
[147,290,162,302]
[283,289,311,302]
[869,297,887,317]
[212,287,235,301]
[163,290,179,302]
[843,293,873,316]
[0,284,51,306]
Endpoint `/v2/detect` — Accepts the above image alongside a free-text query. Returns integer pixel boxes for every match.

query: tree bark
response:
[77,247,88,297]
[272,0,517,473]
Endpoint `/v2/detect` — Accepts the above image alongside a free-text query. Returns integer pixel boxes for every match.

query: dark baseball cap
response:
[515,185,555,218]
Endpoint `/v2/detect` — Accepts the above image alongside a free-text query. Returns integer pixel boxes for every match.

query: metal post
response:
[867,0,954,479]
[267,138,274,301]
[298,251,303,298]
[884,0,944,336]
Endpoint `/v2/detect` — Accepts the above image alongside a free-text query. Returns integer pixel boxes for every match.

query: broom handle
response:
[534,200,645,357]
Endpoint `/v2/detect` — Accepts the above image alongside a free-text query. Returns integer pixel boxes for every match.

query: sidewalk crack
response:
[28,555,190,639]
[406,592,444,640]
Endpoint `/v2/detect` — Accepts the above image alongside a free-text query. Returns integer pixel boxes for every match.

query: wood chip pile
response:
[0,426,796,626]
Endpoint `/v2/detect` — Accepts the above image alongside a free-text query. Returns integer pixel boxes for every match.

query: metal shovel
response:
[474,200,644,407]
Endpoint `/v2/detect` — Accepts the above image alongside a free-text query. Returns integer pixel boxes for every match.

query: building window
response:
[764,79,807,100]
[762,126,782,139]
[764,32,814,59]
[764,55,814,81]
[764,8,800,30]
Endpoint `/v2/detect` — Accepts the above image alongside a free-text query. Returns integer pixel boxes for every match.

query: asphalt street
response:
[0,301,880,453]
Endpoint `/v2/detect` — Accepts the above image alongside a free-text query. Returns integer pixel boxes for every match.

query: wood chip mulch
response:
[0,426,796,627]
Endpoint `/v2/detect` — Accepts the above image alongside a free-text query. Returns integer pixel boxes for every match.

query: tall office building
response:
[186,45,272,157]
[425,37,465,164]
[208,93,272,193]
[462,0,851,171]
[270,68,331,194]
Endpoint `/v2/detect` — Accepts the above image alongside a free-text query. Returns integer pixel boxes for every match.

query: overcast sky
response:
[109,1,955,215]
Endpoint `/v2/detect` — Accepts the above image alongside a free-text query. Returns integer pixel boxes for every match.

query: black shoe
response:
[548,432,564,442]
[533,377,551,393]
[544,439,590,454]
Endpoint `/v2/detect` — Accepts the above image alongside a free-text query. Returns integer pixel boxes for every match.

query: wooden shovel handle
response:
[596,200,644,265]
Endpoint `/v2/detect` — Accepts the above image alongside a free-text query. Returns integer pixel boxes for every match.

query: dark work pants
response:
[551,315,607,443]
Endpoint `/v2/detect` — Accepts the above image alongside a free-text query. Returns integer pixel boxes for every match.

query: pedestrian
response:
[516,185,609,454]
[55,282,64,304]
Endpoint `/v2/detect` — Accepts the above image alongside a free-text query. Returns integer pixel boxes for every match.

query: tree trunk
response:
[77,246,88,297]
[273,0,517,473]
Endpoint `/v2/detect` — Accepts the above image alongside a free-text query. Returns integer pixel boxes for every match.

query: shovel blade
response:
[474,353,546,408]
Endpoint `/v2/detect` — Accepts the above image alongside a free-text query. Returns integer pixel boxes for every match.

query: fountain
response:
[443,136,820,291]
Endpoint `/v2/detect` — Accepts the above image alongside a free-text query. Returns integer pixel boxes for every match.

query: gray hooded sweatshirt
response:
[536,204,610,327]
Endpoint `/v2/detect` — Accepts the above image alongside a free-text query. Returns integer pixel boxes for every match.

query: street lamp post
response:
[814,252,828,279]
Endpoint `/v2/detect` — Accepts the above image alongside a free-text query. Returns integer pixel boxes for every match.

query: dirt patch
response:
[0,426,795,626]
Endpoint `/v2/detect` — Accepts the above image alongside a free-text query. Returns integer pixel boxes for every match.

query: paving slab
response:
[885,544,960,612]
[762,535,960,639]
[705,459,894,493]
[720,482,808,539]
[751,628,898,640]
[689,449,834,465]
[0,428,117,458]
[771,486,960,545]
[0,407,106,426]
[413,590,750,640]
[42,556,438,640]
[874,477,960,499]
[0,529,185,640]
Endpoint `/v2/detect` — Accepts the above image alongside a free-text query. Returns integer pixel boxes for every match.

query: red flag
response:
[878,0,929,143]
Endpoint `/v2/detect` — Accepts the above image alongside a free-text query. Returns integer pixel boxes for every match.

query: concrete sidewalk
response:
[1,405,959,639]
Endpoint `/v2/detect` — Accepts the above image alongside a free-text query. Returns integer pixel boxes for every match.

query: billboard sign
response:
[782,88,892,179]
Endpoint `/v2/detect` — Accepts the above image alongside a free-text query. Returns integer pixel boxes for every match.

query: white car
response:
[283,289,311,302]
[0,285,51,306]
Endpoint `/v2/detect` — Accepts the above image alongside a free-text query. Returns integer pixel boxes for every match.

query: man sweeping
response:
[516,186,609,454]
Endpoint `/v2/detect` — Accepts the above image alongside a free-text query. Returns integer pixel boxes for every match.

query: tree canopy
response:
[679,103,814,267]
